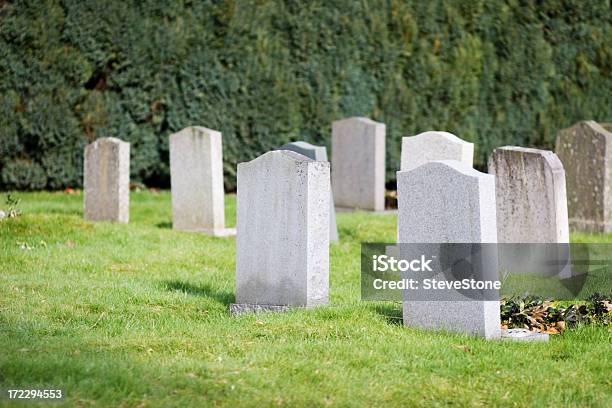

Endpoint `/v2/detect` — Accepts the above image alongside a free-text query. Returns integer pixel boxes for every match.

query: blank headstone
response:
[278,141,338,242]
[556,121,612,233]
[169,126,233,236]
[331,117,385,211]
[400,131,474,171]
[84,137,130,223]
[488,146,569,243]
[397,161,500,339]
[232,150,330,313]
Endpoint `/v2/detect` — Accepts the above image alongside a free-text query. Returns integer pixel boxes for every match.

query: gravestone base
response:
[229,303,292,315]
[403,300,501,340]
[501,328,549,342]
[208,227,236,237]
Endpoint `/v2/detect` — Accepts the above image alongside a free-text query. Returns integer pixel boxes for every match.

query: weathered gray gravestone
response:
[556,121,612,233]
[331,117,385,211]
[278,141,338,242]
[397,161,500,339]
[84,137,130,223]
[169,126,234,236]
[231,150,330,314]
[400,131,474,171]
[488,147,569,243]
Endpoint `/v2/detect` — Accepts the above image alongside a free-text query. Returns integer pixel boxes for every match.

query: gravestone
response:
[232,150,330,313]
[331,117,385,211]
[556,121,612,233]
[278,141,338,241]
[84,137,130,223]
[400,131,474,171]
[397,161,500,339]
[488,147,569,243]
[169,126,234,236]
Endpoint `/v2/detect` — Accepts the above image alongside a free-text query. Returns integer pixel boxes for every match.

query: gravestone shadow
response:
[370,302,403,326]
[156,221,172,229]
[162,280,235,306]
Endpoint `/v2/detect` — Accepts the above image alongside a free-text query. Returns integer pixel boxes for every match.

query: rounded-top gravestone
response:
[401,131,473,171]
[397,160,500,339]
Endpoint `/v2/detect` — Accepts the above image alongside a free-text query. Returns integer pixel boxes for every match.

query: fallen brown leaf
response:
[544,327,559,335]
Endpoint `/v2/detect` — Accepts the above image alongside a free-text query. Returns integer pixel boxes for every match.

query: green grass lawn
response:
[1,191,610,407]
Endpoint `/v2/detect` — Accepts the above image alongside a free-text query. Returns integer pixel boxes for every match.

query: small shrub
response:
[3,193,22,218]
[501,294,612,334]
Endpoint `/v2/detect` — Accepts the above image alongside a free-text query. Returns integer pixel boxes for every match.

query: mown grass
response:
[1,191,610,407]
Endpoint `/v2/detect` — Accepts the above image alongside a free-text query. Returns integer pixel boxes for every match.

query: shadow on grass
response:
[162,280,235,306]
[156,221,172,229]
[370,302,403,326]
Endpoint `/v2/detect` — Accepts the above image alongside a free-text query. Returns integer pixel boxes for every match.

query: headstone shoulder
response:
[332,116,382,127]
[398,160,487,180]
[169,126,222,142]
[239,150,315,170]
[491,146,565,173]
[87,137,129,148]
[407,131,473,147]
[557,120,612,142]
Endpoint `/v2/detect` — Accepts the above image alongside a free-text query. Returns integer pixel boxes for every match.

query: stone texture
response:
[233,150,330,310]
[400,131,473,171]
[397,160,500,339]
[83,137,130,223]
[331,117,385,211]
[278,141,338,242]
[488,146,569,243]
[169,126,229,236]
[501,328,549,342]
[555,121,612,233]
[229,304,292,315]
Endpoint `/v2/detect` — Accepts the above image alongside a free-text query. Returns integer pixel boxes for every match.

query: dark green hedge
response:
[1,0,611,190]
